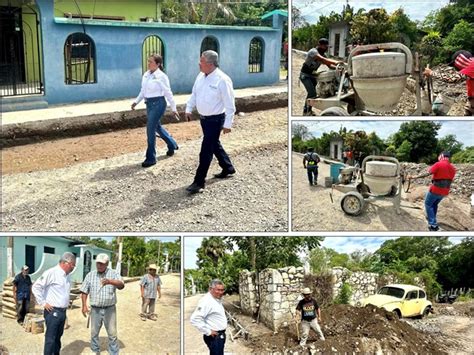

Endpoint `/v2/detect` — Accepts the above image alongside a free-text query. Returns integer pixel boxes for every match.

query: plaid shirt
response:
[140,274,161,299]
[80,268,123,307]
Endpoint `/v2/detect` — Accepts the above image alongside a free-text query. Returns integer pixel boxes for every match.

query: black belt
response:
[200,113,225,119]
[91,305,114,309]
[432,179,452,188]
[217,330,226,334]
[52,307,67,312]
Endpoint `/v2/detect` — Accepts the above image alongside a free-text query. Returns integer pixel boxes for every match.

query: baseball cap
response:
[319,38,329,45]
[302,287,312,294]
[96,253,110,264]
[22,265,29,270]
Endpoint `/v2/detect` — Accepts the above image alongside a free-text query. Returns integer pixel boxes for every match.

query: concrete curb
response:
[2,92,287,148]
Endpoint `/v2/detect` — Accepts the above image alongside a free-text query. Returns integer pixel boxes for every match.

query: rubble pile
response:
[248,304,444,354]
[401,162,474,201]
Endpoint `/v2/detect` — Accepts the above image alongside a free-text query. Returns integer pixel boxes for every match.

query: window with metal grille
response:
[142,35,165,73]
[249,37,264,73]
[64,33,96,84]
[200,36,219,55]
[44,246,55,254]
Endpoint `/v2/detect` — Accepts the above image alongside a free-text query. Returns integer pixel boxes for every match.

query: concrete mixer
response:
[330,155,402,216]
[307,43,422,116]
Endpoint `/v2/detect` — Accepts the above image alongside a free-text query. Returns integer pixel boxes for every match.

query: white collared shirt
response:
[190,292,228,336]
[185,68,236,129]
[32,265,71,308]
[135,69,177,112]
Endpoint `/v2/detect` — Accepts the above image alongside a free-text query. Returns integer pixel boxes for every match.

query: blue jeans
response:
[307,166,318,185]
[145,96,178,164]
[193,114,234,186]
[44,308,66,355]
[203,331,226,355]
[425,191,444,227]
[90,306,119,355]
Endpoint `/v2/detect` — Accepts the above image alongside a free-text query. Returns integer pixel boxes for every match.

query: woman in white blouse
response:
[131,54,179,168]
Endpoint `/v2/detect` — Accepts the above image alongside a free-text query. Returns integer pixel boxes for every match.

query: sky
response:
[293,0,451,23]
[294,120,474,146]
[183,236,466,269]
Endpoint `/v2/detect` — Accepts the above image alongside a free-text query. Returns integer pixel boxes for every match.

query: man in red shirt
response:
[408,151,456,231]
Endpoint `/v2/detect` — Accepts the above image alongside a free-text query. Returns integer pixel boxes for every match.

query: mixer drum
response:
[364,161,398,195]
[351,52,409,111]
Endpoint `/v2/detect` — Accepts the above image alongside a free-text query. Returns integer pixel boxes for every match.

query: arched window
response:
[200,36,219,55]
[249,37,264,73]
[142,35,165,73]
[64,33,96,84]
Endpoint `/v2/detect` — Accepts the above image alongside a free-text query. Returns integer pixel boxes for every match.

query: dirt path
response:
[184,294,252,354]
[291,152,472,231]
[1,108,288,232]
[0,275,180,354]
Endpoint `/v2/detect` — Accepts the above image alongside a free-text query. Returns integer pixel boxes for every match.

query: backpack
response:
[306,152,320,166]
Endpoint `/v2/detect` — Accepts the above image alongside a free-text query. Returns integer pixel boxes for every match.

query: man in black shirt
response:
[303,147,321,186]
[299,38,344,115]
[13,265,32,324]
[295,287,325,346]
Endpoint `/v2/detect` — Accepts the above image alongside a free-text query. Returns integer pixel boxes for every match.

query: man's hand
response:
[185,112,193,122]
[101,278,109,286]
[158,293,162,299]
[210,330,218,337]
[82,304,90,317]
[423,67,433,77]
[44,303,54,312]
[222,128,231,134]
[131,102,137,110]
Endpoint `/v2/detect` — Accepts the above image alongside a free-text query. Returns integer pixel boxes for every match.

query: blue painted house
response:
[1,0,287,111]
[0,236,113,287]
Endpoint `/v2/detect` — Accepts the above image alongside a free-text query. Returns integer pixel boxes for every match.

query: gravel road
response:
[1,108,288,232]
[291,152,472,231]
[184,294,252,354]
[0,276,180,354]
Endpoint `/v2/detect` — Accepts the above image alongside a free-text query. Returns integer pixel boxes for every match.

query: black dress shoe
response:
[166,150,175,157]
[214,169,236,179]
[142,161,156,168]
[186,183,204,194]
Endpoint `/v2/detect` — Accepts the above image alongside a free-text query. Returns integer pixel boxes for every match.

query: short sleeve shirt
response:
[429,160,456,195]
[13,273,32,300]
[302,47,325,74]
[80,268,123,307]
[297,298,319,321]
[140,274,162,299]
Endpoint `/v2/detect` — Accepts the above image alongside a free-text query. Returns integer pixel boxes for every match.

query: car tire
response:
[392,309,401,319]
[420,307,431,319]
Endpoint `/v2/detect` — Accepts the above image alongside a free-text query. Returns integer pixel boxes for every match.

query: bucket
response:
[330,163,346,183]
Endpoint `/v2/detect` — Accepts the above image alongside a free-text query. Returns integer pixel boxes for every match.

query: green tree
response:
[419,31,443,64]
[396,140,412,162]
[390,121,441,163]
[226,236,323,271]
[335,282,352,304]
[389,8,419,47]
[438,237,474,289]
[292,123,312,140]
[451,146,474,163]
[196,237,226,268]
[350,8,395,44]
[442,20,474,56]
[437,134,463,156]
[292,5,307,29]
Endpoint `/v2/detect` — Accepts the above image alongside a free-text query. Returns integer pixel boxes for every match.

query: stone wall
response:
[239,266,426,330]
[239,266,305,330]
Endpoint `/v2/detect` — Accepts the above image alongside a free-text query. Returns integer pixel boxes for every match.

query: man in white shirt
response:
[185,50,236,194]
[32,252,76,355]
[190,279,228,355]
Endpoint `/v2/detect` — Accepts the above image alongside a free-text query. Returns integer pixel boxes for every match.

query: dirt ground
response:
[217,298,474,355]
[0,275,180,354]
[184,294,253,354]
[1,108,288,232]
[291,50,466,116]
[291,153,473,231]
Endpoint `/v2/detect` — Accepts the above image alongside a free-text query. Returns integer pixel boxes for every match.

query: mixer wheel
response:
[320,107,349,116]
[341,191,365,216]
